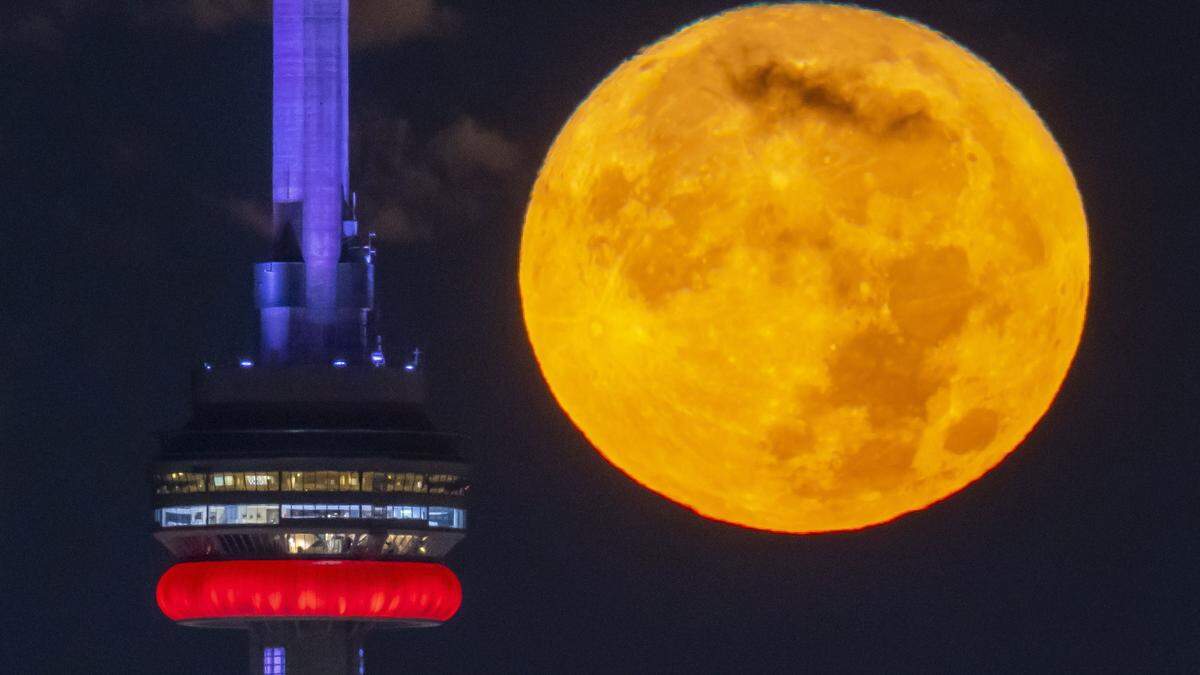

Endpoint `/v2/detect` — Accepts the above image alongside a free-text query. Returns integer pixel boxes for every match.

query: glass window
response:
[426,474,469,496]
[207,504,280,525]
[380,534,433,556]
[210,472,279,492]
[263,647,285,675]
[387,505,427,521]
[286,532,368,555]
[244,473,279,491]
[159,505,207,527]
[381,533,419,556]
[281,471,360,492]
[427,507,466,529]
[155,472,206,494]
[280,504,377,519]
[159,503,463,528]
[363,472,426,493]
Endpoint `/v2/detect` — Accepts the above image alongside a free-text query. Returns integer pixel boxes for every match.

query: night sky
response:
[0,1,1194,672]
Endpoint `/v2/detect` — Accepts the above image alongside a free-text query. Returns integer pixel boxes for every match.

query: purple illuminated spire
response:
[259,0,373,365]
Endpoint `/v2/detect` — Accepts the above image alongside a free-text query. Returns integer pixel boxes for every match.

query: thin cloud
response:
[3,1,457,49]
[0,1,99,54]
[223,112,524,244]
[222,197,274,240]
[352,0,460,47]
[179,0,263,32]
[434,116,522,178]
[354,111,524,243]
[1,15,65,52]
[172,0,457,45]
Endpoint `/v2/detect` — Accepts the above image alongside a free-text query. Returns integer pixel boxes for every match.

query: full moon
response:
[520,4,1089,533]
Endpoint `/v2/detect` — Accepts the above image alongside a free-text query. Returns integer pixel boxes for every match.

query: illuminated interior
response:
[155,471,468,496]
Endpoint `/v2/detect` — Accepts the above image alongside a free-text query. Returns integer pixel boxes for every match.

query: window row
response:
[155,504,466,529]
[281,504,434,521]
[154,471,468,496]
[279,533,436,558]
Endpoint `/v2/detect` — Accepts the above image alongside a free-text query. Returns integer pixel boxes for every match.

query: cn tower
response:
[150,2,469,673]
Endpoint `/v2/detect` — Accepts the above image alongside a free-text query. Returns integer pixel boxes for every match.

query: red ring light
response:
[157,560,462,623]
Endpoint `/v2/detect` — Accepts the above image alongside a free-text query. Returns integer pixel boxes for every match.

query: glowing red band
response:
[156,560,461,623]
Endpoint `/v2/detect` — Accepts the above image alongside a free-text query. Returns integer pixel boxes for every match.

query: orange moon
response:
[519,4,1089,533]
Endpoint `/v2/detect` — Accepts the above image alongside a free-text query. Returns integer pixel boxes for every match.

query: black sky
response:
[0,1,1195,672]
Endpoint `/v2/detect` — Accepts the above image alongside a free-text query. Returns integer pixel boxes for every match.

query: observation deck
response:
[152,364,469,562]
